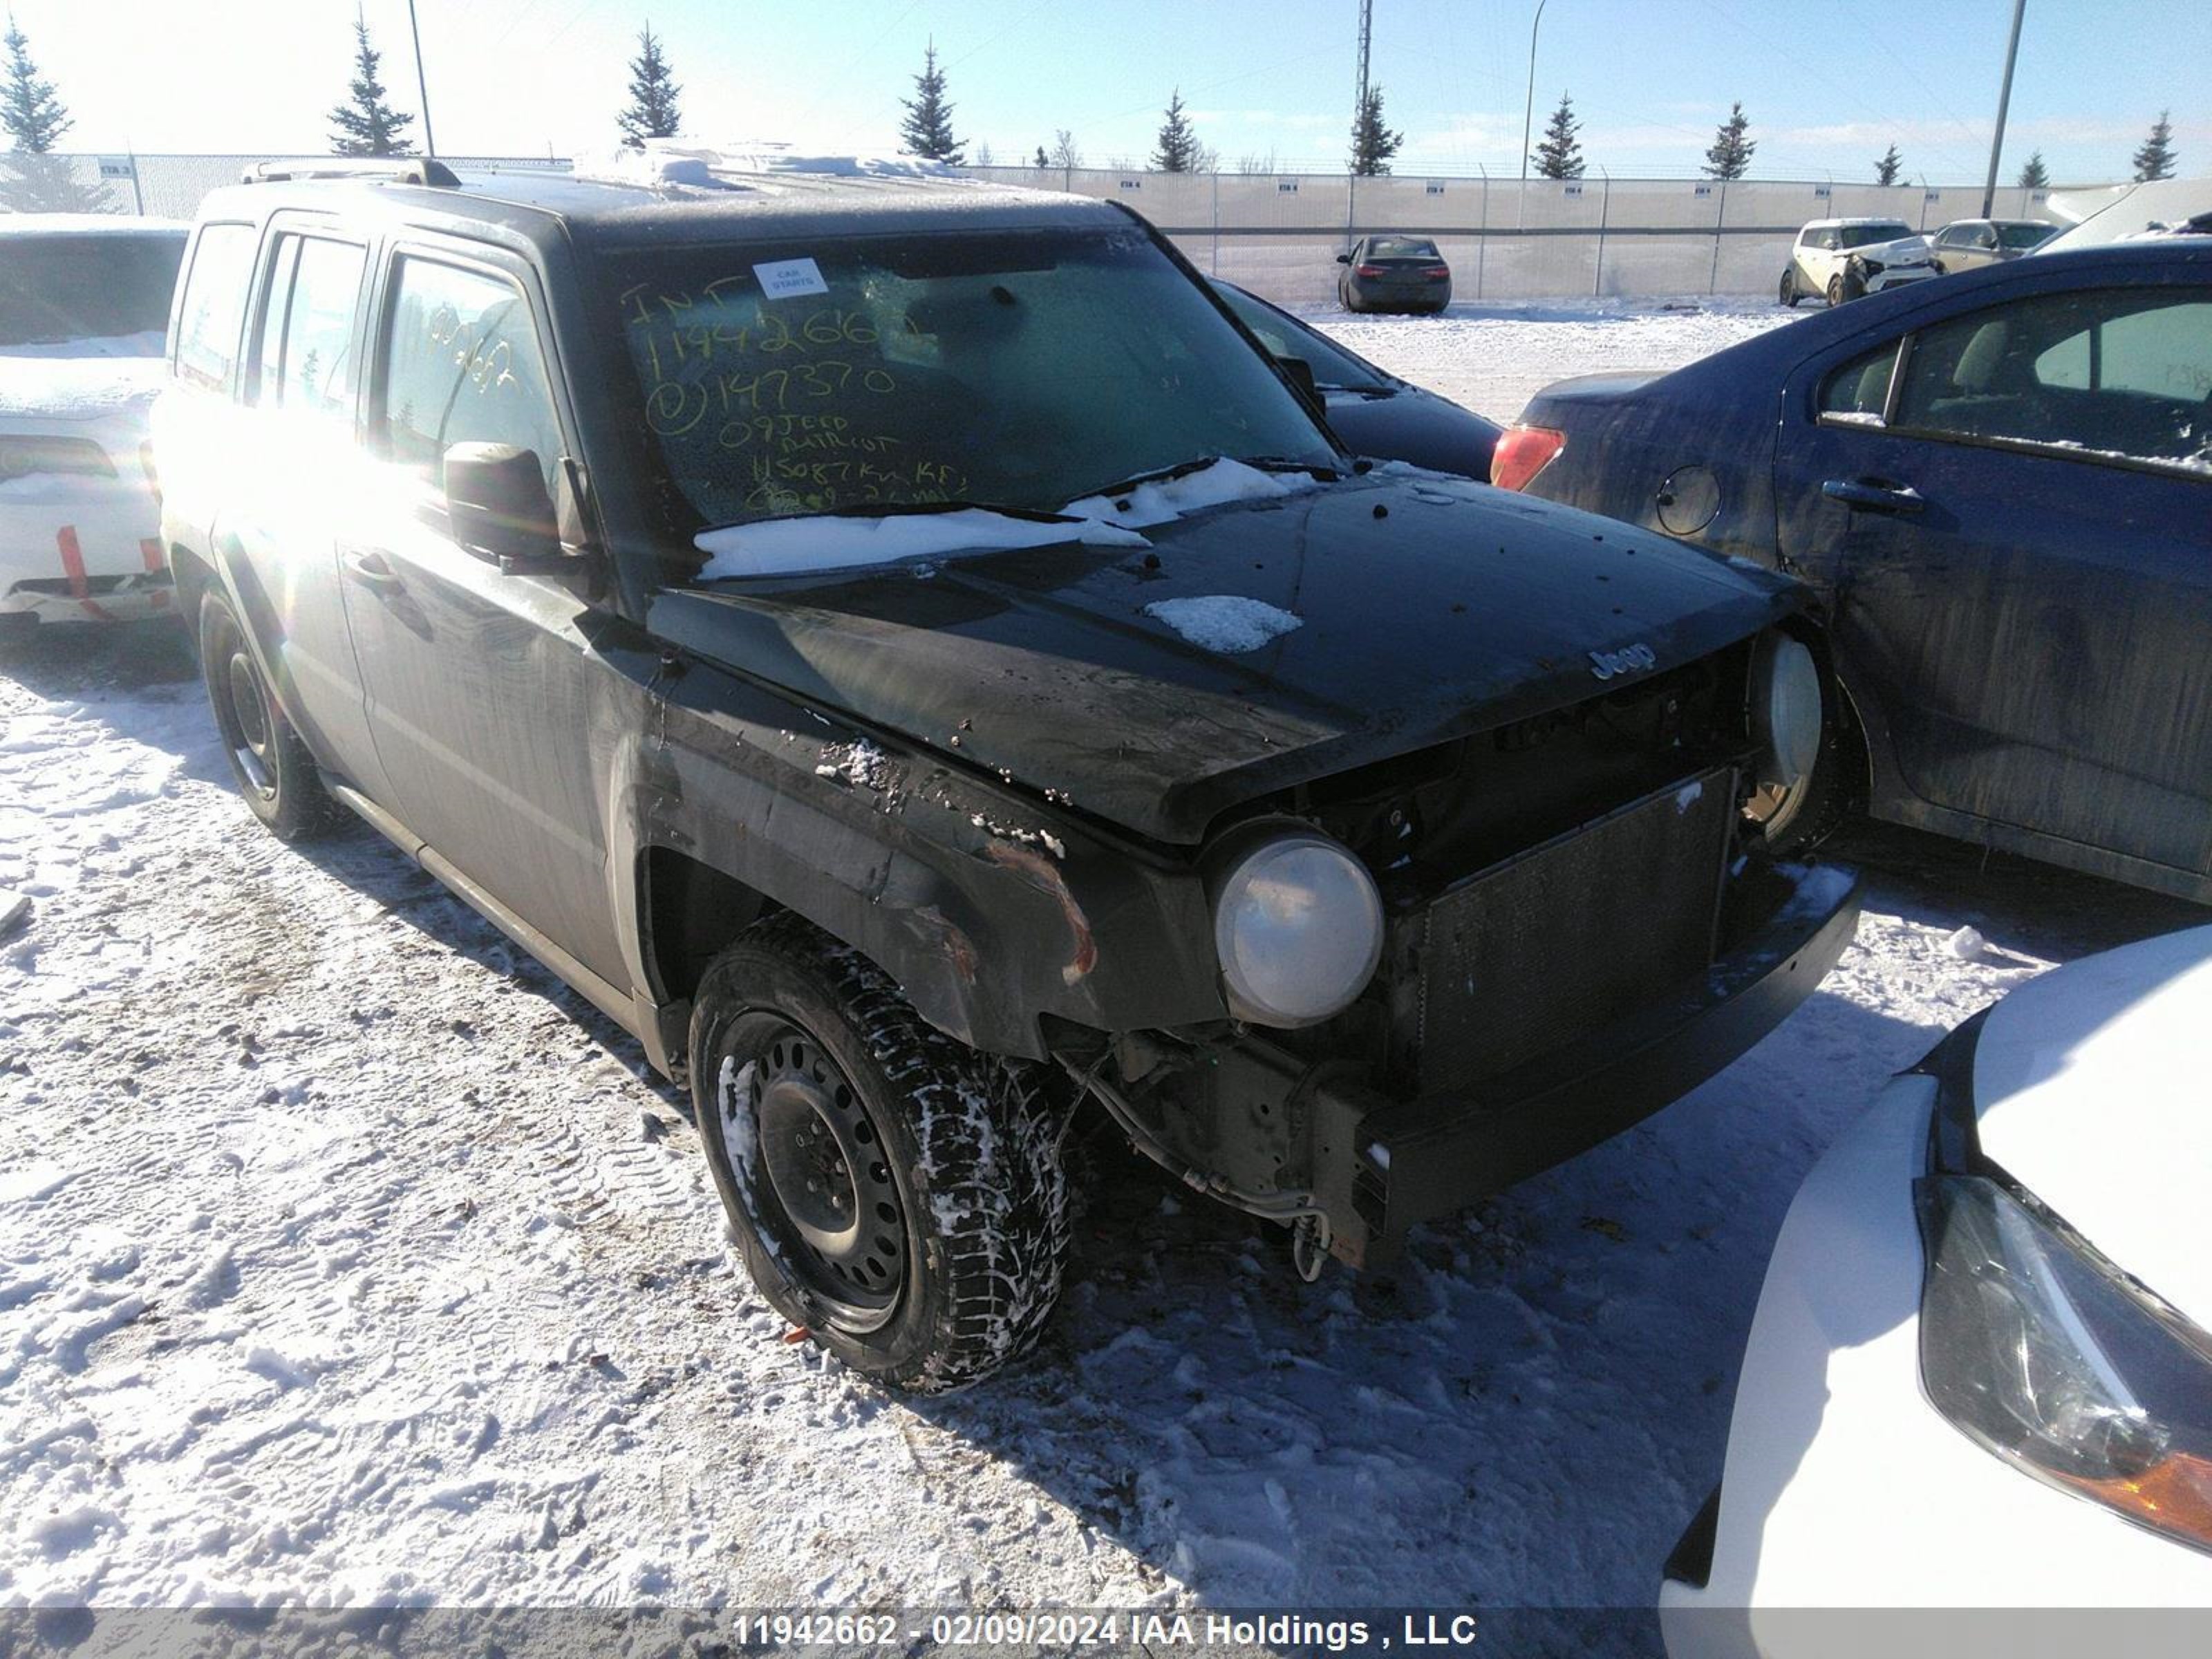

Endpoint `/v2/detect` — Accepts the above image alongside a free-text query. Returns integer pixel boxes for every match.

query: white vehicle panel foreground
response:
[1664,928,2212,1658]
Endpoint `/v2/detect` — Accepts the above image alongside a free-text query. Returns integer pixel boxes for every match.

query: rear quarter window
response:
[175,223,259,391]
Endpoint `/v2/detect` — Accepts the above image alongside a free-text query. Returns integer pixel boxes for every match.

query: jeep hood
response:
[649,474,1801,844]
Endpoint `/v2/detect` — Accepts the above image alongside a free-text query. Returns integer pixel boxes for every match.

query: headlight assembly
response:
[1743,631,1825,838]
[1917,1170,2212,1553]
[1208,829,1383,1028]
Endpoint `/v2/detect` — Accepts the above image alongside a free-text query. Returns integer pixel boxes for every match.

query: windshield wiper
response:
[701,499,1076,534]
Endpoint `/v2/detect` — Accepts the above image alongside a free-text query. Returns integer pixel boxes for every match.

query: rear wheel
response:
[198,589,346,841]
[691,912,1071,1393]
[1779,270,1800,307]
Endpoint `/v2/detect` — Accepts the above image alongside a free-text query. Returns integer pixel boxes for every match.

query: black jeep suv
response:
[156,154,1859,1391]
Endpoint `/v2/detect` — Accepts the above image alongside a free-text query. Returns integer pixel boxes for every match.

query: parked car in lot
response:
[1498,241,2212,904]
[1662,926,2212,1654]
[2037,176,2212,254]
[0,216,185,634]
[1779,217,1936,306]
[158,151,1859,1392]
[1336,234,1452,313]
[1208,276,1501,479]
[1927,216,2054,273]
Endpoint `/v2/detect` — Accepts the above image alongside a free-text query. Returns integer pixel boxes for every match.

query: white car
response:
[1,215,185,634]
[1662,926,2212,1656]
[1778,216,1936,307]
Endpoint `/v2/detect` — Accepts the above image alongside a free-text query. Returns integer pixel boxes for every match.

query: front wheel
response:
[1826,274,1846,308]
[198,588,346,841]
[691,913,1071,1393]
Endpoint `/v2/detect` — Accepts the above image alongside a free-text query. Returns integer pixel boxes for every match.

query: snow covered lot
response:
[2,301,2200,1644]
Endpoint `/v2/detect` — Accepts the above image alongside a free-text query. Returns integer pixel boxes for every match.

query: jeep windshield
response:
[601,227,1339,532]
[1837,222,1915,250]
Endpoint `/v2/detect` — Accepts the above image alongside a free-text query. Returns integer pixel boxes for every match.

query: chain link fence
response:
[5,152,2077,306]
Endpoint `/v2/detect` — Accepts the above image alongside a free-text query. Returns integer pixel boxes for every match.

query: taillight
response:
[1423,265,1450,279]
[1490,424,1566,492]
[1354,263,1385,278]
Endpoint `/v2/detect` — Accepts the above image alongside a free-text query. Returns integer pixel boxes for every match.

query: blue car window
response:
[1818,341,1900,424]
[1894,287,2212,471]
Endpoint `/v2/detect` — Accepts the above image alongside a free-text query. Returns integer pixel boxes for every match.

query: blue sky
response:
[14,0,2205,184]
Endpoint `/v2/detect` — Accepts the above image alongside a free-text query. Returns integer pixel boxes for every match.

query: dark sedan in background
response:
[1336,234,1452,313]
[1494,241,2212,903]
[1209,277,1501,480]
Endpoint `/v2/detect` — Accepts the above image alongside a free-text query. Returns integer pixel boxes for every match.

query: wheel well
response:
[640,846,774,1005]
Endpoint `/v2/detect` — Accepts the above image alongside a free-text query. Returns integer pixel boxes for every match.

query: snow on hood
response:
[1969,924,2212,1330]
[695,507,1146,580]
[1061,458,1325,529]
[0,353,165,422]
[1143,595,1304,654]
[693,459,1324,578]
[571,140,964,194]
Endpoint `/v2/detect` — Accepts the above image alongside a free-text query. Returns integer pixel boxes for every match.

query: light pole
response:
[405,0,438,158]
[1980,0,2025,217]
[1519,0,1550,185]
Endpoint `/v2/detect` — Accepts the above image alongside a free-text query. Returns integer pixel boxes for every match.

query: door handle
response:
[340,547,406,592]
[1822,478,1926,516]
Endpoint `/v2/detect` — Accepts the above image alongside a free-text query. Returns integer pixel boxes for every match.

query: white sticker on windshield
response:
[753,257,830,300]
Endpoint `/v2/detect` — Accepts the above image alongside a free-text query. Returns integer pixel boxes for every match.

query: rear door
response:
[221,218,393,800]
[1774,269,2212,886]
[336,238,627,986]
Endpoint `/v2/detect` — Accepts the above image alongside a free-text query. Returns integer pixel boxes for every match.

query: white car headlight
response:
[1208,830,1384,1028]
[1917,1172,2212,1552]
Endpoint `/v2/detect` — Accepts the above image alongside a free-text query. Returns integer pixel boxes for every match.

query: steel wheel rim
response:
[726,1013,906,1333]
[223,647,276,798]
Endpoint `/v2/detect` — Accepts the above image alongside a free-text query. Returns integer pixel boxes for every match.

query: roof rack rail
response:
[242,158,460,188]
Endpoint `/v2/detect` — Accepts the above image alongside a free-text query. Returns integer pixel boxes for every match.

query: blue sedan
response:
[1496,242,2212,903]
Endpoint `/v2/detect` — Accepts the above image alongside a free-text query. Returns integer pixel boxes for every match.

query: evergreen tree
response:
[1873,143,1904,185]
[1,16,109,212]
[328,11,416,158]
[898,42,964,163]
[617,24,682,149]
[1531,90,1584,179]
[2016,151,2050,189]
[1152,88,1200,172]
[1702,101,1755,180]
[2133,110,2176,181]
[1033,143,1049,169]
[1349,86,1402,176]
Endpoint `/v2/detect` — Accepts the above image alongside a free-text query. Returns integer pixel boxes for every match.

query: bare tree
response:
[1048,129,1081,169]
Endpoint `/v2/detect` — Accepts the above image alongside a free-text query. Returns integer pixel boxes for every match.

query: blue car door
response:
[1772,268,2212,891]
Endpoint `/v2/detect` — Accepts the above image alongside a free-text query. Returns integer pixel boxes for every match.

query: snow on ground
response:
[1302,295,1804,424]
[1,301,2201,1645]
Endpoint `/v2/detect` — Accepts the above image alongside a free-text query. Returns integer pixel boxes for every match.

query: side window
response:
[174,222,257,391]
[1818,340,1899,422]
[1894,287,2212,469]
[255,234,367,424]
[377,256,565,491]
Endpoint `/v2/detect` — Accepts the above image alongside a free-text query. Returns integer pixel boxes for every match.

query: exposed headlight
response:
[1743,632,1824,837]
[1918,1172,2212,1553]
[1208,830,1383,1028]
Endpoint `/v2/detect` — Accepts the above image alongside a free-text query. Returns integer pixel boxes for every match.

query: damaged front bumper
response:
[1243,861,1863,1268]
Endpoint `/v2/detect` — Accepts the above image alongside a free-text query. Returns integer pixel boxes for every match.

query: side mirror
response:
[1335,252,1352,265]
[444,442,567,572]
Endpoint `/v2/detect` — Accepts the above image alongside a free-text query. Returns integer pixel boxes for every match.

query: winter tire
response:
[1779,270,1800,307]
[198,588,346,842]
[1826,274,1846,308]
[691,912,1071,1393]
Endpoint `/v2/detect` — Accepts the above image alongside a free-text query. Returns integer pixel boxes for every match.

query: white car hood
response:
[0,348,165,425]
[1970,925,2212,1331]
[1855,236,1931,265]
